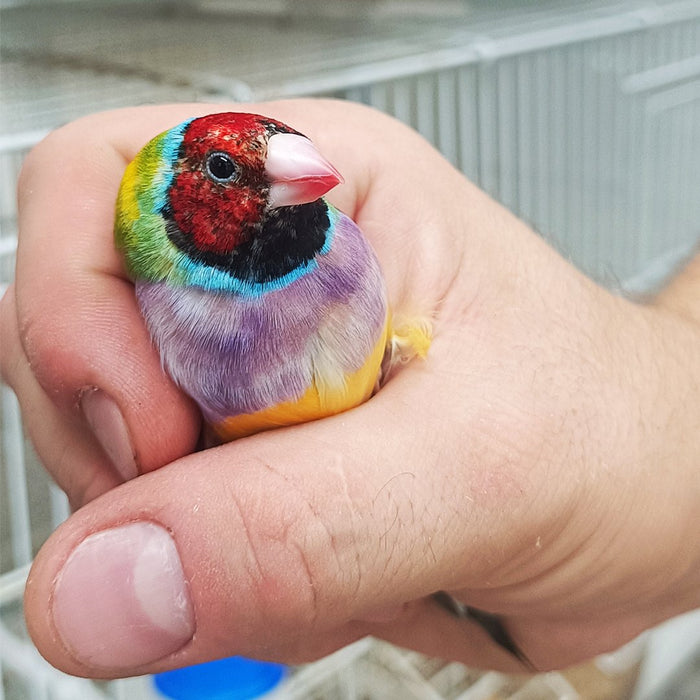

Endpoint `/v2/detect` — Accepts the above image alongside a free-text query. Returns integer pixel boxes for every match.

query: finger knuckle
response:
[226,463,356,633]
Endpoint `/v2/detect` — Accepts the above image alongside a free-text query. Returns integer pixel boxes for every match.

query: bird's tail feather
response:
[380,313,433,385]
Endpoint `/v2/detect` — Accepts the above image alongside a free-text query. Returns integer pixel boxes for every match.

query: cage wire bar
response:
[1,1,700,698]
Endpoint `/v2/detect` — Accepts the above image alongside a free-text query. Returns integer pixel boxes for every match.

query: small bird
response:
[115,112,529,669]
[115,112,429,441]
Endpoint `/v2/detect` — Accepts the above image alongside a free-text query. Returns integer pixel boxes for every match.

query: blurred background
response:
[1,1,699,698]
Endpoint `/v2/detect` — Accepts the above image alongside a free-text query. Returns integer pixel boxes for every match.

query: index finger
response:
[14,105,214,479]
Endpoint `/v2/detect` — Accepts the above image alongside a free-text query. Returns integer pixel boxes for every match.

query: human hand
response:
[2,100,699,679]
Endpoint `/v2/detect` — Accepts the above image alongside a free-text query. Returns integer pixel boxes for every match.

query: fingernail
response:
[52,522,195,670]
[81,389,138,481]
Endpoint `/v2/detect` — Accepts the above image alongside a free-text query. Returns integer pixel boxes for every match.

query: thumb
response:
[24,365,495,678]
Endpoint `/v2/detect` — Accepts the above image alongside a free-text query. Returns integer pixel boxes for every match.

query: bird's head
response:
[115,113,343,289]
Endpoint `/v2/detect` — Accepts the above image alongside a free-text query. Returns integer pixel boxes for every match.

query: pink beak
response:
[265,133,344,208]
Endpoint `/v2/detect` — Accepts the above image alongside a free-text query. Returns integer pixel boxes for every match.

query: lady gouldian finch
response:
[115,112,429,441]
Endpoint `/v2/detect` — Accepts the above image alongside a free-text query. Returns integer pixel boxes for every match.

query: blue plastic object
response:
[153,657,286,700]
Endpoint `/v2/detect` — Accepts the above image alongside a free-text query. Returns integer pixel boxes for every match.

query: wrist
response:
[547,294,700,633]
[628,301,700,617]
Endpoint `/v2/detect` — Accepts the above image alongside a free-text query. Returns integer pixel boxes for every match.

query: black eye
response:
[205,152,237,183]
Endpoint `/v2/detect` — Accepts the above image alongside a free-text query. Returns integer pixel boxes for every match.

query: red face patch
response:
[167,113,295,255]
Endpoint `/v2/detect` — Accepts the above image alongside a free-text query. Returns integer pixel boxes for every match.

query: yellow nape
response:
[115,158,141,234]
[212,322,389,442]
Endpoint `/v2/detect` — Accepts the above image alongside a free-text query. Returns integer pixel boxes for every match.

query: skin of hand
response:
[1,100,699,679]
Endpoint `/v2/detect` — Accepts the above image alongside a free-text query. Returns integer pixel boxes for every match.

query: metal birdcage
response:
[1,1,699,698]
